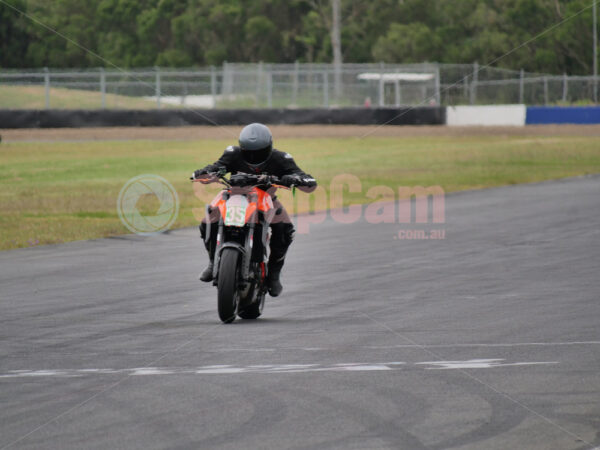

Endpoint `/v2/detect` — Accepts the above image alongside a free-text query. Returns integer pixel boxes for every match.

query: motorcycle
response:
[191,171,291,323]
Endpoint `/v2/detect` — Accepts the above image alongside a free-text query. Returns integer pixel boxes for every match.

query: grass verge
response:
[0,85,171,109]
[1,134,599,250]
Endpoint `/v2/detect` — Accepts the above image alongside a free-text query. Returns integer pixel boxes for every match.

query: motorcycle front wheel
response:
[217,248,241,323]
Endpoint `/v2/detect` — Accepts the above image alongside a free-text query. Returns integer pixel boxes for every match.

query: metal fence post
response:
[181,83,187,106]
[267,69,273,108]
[210,66,217,108]
[222,60,231,97]
[323,71,329,107]
[256,61,263,106]
[543,76,549,105]
[519,68,524,104]
[378,62,385,107]
[470,62,478,105]
[100,67,106,109]
[44,67,50,109]
[155,66,161,108]
[562,72,568,103]
[434,65,441,105]
[292,60,299,106]
[394,75,401,107]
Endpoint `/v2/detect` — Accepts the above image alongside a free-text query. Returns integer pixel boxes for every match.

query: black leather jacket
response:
[201,146,317,190]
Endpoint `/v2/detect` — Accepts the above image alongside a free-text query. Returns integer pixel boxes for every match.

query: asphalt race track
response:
[1,175,599,450]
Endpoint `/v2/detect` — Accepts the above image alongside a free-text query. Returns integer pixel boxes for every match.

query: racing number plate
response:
[224,196,248,227]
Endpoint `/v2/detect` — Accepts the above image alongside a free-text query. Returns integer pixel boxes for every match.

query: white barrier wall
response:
[446,104,526,126]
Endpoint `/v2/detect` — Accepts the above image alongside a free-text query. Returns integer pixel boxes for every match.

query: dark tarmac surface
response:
[1,176,599,449]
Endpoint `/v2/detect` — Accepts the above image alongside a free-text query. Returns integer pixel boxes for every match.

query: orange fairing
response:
[255,188,274,212]
[244,200,257,223]
[210,187,274,225]
[244,188,274,223]
[210,191,227,221]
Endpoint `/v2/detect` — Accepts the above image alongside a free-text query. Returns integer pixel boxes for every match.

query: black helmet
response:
[239,123,273,166]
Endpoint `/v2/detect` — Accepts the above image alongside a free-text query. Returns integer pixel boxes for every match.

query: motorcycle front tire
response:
[217,248,241,323]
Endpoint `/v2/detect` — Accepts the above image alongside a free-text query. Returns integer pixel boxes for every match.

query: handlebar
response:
[191,171,290,190]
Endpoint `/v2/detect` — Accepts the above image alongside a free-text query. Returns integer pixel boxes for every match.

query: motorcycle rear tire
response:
[217,248,240,323]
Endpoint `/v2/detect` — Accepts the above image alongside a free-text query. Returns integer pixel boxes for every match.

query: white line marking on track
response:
[415,359,559,369]
[0,359,557,378]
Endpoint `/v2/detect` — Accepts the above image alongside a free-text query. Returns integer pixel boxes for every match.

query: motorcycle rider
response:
[193,123,317,297]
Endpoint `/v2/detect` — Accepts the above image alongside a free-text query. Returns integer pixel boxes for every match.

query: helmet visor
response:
[241,146,271,165]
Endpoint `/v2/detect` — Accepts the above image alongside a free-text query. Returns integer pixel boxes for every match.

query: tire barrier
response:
[3,105,599,128]
[0,107,445,128]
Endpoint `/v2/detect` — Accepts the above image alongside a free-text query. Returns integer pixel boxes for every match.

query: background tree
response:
[0,0,30,67]
[0,0,596,75]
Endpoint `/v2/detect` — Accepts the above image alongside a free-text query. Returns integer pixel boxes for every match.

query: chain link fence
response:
[0,63,598,109]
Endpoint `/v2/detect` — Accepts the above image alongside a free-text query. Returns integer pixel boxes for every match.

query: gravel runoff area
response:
[2,124,600,141]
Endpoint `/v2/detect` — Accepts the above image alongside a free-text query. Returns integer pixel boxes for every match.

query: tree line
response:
[1,0,597,75]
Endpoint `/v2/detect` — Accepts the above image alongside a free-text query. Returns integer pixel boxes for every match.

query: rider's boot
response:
[267,222,294,297]
[199,261,214,282]
[199,223,215,282]
[267,255,285,297]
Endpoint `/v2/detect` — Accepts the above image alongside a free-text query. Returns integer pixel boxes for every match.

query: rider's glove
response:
[299,176,317,188]
[280,174,301,187]
[193,168,209,179]
[281,174,316,187]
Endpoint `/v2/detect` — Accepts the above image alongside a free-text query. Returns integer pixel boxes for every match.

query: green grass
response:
[0,85,347,110]
[1,134,600,250]
[0,85,173,109]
